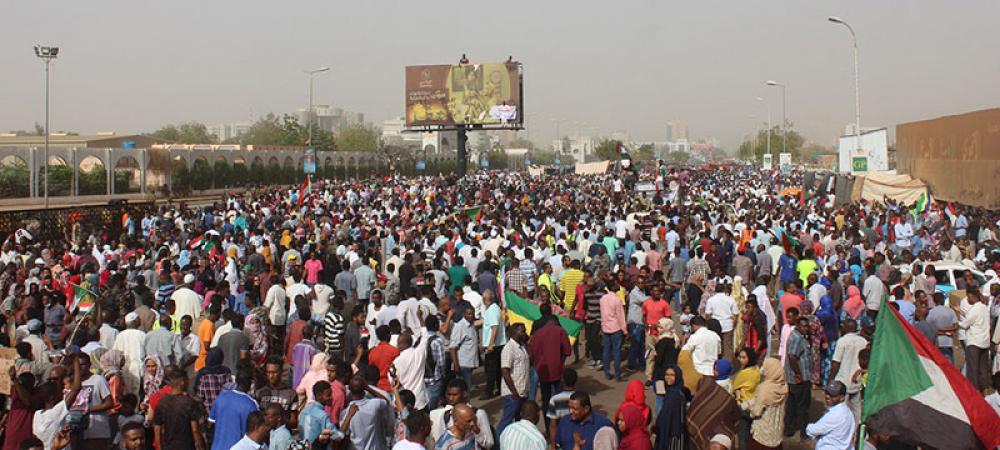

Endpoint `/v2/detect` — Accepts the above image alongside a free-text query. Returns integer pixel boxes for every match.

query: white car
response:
[900,261,989,293]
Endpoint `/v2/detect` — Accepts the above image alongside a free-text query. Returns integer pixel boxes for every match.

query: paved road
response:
[475,357,826,450]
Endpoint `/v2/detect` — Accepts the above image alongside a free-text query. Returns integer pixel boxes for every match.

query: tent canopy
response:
[853,170,928,205]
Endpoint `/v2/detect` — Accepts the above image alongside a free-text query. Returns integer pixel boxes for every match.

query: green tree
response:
[239,114,335,152]
[213,160,231,188]
[0,159,30,198]
[666,151,692,164]
[635,144,655,161]
[151,122,218,144]
[78,166,107,195]
[231,163,248,187]
[593,139,622,161]
[337,124,379,153]
[737,125,805,161]
[190,159,213,190]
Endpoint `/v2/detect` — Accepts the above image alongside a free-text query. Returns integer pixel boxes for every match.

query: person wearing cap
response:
[171,274,203,325]
[805,380,855,449]
[708,433,732,450]
[112,312,147,395]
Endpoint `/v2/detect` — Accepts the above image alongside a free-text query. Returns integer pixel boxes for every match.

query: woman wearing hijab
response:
[732,349,761,404]
[653,366,689,450]
[815,294,840,385]
[713,359,734,393]
[141,355,165,408]
[244,308,269,365]
[194,347,232,414]
[615,380,651,426]
[697,278,717,317]
[743,358,787,450]
[730,276,748,353]
[842,283,865,323]
[295,352,329,402]
[617,404,652,450]
[100,349,126,414]
[651,318,681,415]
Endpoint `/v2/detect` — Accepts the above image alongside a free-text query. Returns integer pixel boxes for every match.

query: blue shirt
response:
[209,390,259,450]
[269,425,293,450]
[482,303,507,347]
[554,412,613,450]
[778,254,797,282]
[299,401,344,443]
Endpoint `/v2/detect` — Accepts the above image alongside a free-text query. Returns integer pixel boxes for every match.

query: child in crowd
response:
[679,304,694,337]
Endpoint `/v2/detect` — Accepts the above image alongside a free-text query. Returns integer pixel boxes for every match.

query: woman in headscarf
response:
[141,355,165,407]
[244,308,269,365]
[816,294,840,385]
[194,347,232,414]
[732,349,761,404]
[799,300,827,387]
[740,297,769,360]
[296,352,329,402]
[713,359,734,393]
[651,318,681,415]
[100,349,126,414]
[842,283,865,323]
[743,358,788,450]
[730,276,748,353]
[617,404,652,450]
[615,380,651,426]
[653,366,689,450]
[697,278,717,316]
[686,376,740,450]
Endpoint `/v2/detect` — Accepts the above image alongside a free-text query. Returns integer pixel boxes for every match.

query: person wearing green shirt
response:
[796,249,818,287]
[448,257,471,296]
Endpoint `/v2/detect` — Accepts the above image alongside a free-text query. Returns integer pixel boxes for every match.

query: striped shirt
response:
[436,430,476,450]
[518,260,537,291]
[324,311,345,352]
[546,390,574,421]
[504,268,530,295]
[499,419,546,450]
[583,289,604,325]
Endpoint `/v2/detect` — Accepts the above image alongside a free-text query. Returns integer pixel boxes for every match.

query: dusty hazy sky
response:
[3,1,999,150]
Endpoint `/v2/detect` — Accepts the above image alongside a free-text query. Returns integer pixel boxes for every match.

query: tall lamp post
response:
[304,67,330,148]
[34,45,58,208]
[766,80,787,154]
[756,97,771,159]
[829,16,862,168]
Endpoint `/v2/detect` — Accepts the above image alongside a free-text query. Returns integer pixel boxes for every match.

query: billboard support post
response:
[457,126,468,176]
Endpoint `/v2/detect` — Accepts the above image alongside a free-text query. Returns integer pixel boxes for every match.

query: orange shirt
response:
[368,342,400,392]
[194,318,215,371]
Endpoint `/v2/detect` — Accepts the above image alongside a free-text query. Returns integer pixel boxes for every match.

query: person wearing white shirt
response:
[391,323,431,410]
[681,317,721,377]
[462,286,484,320]
[704,290,739,361]
[171,275,203,326]
[862,269,884,313]
[311,283,334,319]
[397,290,423,334]
[284,277,310,320]
[806,381,855,450]
[893,220,914,251]
[956,290,991,392]
[666,227,680,254]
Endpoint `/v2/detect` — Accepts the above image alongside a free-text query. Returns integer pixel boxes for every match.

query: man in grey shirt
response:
[354,260,376,305]
[925,292,958,363]
[335,260,359,305]
[448,306,480,387]
[755,244,773,283]
[340,376,394,450]
[626,277,648,370]
[862,265,885,314]
[143,315,185,366]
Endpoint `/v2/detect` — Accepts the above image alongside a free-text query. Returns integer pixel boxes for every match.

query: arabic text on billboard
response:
[406,62,521,127]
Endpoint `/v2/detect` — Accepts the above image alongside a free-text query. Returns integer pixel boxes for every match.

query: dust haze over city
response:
[2,0,1000,151]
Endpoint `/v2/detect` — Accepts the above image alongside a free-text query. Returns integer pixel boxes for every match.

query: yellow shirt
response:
[559,269,584,312]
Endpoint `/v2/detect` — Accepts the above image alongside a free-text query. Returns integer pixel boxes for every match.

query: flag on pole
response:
[944,201,958,225]
[505,291,582,344]
[781,230,799,255]
[297,176,311,206]
[863,298,1000,449]
[187,234,204,250]
[69,284,96,313]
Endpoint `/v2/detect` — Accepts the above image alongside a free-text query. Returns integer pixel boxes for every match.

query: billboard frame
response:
[402,61,525,133]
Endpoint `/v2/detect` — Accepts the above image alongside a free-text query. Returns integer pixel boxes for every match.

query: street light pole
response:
[304,67,330,148]
[829,16,862,164]
[766,80,787,154]
[756,97,771,159]
[34,45,58,208]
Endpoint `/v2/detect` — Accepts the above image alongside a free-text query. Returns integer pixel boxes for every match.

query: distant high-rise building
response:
[667,121,689,141]
[209,122,251,142]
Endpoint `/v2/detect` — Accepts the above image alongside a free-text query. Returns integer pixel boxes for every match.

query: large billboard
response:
[896,108,1000,208]
[837,128,888,174]
[405,62,522,128]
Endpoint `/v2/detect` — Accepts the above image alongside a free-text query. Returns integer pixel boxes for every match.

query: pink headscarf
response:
[843,285,865,320]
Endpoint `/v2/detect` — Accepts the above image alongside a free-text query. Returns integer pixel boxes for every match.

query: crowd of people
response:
[1,161,999,450]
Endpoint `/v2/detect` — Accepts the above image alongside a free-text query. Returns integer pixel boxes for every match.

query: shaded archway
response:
[191,157,213,190]
[231,156,248,187]
[171,155,191,194]
[113,156,141,194]
[0,155,30,198]
[38,155,72,197]
[77,156,107,196]
[213,156,230,189]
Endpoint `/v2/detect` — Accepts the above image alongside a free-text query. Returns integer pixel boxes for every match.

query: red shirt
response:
[326,380,346,426]
[148,386,174,450]
[368,342,400,392]
[284,319,307,364]
[641,297,672,335]
[528,321,572,383]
